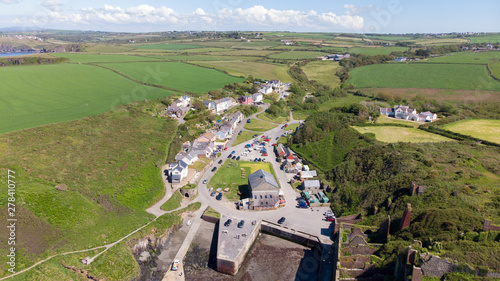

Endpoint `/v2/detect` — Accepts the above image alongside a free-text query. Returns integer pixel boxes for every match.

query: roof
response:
[248,169,279,191]
[300,170,317,178]
[303,180,320,188]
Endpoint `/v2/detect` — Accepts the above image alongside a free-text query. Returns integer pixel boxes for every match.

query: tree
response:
[193,100,206,110]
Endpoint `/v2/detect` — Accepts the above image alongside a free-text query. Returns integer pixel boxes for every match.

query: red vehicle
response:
[261,135,265,138]
[224,147,228,150]
[285,123,288,128]
[325,215,336,222]
[272,143,276,146]
[262,153,268,156]
[264,139,270,142]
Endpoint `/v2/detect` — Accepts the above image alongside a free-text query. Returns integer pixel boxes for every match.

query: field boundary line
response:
[486,61,500,82]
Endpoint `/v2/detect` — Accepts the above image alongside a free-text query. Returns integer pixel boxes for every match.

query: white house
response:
[252,92,263,103]
[259,85,273,95]
[168,160,189,183]
[178,95,191,107]
[203,97,235,114]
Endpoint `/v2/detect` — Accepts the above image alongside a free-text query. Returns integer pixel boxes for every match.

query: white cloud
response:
[33,4,365,31]
[41,0,63,11]
[344,4,379,15]
[1,0,20,4]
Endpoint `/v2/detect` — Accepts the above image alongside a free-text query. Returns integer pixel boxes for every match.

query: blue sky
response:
[0,0,498,33]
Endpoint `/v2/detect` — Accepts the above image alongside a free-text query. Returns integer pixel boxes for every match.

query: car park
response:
[224,219,232,227]
[203,179,208,184]
[237,220,245,228]
[278,217,286,224]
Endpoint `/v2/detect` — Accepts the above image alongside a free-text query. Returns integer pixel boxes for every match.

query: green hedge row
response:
[419,126,500,148]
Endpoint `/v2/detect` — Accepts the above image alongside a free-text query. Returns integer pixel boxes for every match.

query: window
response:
[265,195,267,198]
[260,195,262,199]
[266,202,268,205]
[261,202,263,205]
[270,195,272,198]
[254,195,257,199]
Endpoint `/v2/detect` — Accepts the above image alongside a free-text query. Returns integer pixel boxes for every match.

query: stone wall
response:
[261,220,322,247]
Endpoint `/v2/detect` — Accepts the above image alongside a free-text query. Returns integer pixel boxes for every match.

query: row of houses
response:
[239,92,263,104]
[257,79,283,96]
[167,111,244,183]
[380,105,437,122]
[203,97,236,115]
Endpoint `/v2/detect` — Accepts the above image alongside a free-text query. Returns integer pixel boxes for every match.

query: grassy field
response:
[353,126,452,143]
[423,52,500,64]
[208,160,277,200]
[244,118,278,131]
[0,63,176,134]
[234,130,257,146]
[51,53,159,63]
[190,157,211,171]
[98,61,244,93]
[0,100,178,276]
[302,60,341,88]
[193,60,292,81]
[292,110,310,120]
[257,112,289,124]
[161,190,183,211]
[133,43,204,50]
[359,87,500,103]
[347,47,409,55]
[317,94,369,111]
[442,119,500,144]
[269,50,327,59]
[489,61,500,79]
[376,115,422,128]
[466,34,500,43]
[349,63,500,91]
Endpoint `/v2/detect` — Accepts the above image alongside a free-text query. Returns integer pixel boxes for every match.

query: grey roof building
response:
[248,169,280,210]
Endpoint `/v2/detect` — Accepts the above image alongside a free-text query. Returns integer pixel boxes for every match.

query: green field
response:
[269,50,327,59]
[244,118,278,131]
[234,130,257,145]
[257,112,289,124]
[353,126,452,143]
[302,60,341,88]
[348,47,409,55]
[376,115,421,128]
[0,63,175,134]
[193,60,293,81]
[442,119,500,144]
[349,63,500,91]
[489,61,500,79]
[0,100,178,276]
[317,94,369,111]
[52,53,159,63]
[133,43,204,50]
[466,34,500,43]
[161,190,183,211]
[424,52,500,64]
[208,160,277,200]
[98,61,244,93]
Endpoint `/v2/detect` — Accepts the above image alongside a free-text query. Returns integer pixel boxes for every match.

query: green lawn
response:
[234,130,257,146]
[442,119,500,144]
[204,206,220,218]
[51,53,159,63]
[489,61,500,79]
[302,60,341,88]
[376,115,421,128]
[208,160,277,201]
[161,190,183,211]
[0,100,178,276]
[353,126,453,143]
[193,60,291,80]
[287,123,300,131]
[292,110,310,120]
[98,61,244,93]
[318,94,369,111]
[347,47,409,55]
[133,43,205,50]
[257,112,289,124]
[190,158,211,171]
[0,63,175,134]
[244,118,278,131]
[269,51,327,59]
[349,63,500,91]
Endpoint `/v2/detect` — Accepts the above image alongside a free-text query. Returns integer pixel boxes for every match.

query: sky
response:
[0,0,498,33]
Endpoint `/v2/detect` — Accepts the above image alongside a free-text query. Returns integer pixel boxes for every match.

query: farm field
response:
[466,34,500,43]
[244,118,277,131]
[318,94,369,111]
[195,40,281,50]
[423,51,500,64]
[0,63,175,134]
[0,100,178,276]
[269,50,327,59]
[302,60,341,88]
[208,160,277,200]
[490,61,500,79]
[192,60,292,81]
[359,88,500,103]
[353,126,453,143]
[133,43,205,50]
[349,63,500,91]
[51,53,160,63]
[347,47,409,55]
[442,119,500,144]
[148,55,261,61]
[98,61,244,93]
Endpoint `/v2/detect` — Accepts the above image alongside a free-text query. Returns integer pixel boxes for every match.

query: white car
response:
[171,259,180,271]
[186,220,192,226]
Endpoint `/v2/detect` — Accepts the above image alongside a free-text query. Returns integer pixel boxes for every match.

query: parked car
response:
[210,191,216,197]
[326,216,336,222]
[237,220,245,228]
[171,260,180,271]
[262,158,266,162]
[224,219,232,227]
[231,150,236,154]
[258,158,262,162]
[232,155,236,159]
[224,147,228,150]
[254,158,258,162]
[236,156,240,160]
[276,137,280,140]
[262,153,268,156]
[216,193,222,200]
[298,201,309,208]
[247,119,251,123]
[253,134,258,138]
[227,154,232,158]
[211,167,217,172]
[203,179,208,184]
[278,217,286,224]
[218,159,223,164]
